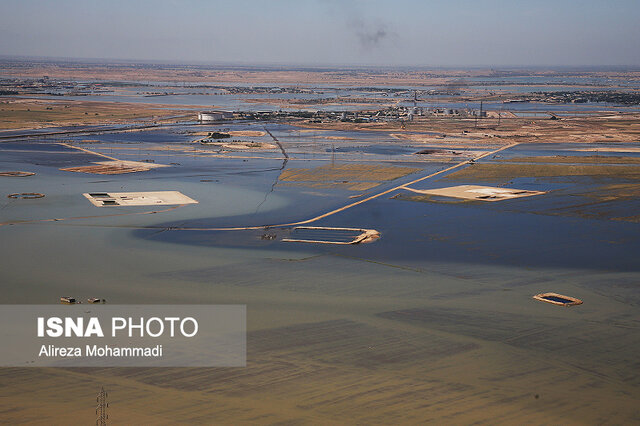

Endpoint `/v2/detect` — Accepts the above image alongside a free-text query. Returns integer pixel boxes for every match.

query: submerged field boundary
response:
[0,204,186,227]
[0,142,518,230]
[0,123,162,140]
[57,142,119,161]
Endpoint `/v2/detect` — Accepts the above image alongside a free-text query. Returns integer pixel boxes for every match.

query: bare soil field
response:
[3,62,639,86]
[0,98,184,129]
[297,113,640,148]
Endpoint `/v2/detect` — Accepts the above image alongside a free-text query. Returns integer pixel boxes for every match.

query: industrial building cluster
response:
[198,105,487,125]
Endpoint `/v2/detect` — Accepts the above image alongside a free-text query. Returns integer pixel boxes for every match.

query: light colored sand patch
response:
[83,191,198,207]
[391,133,496,146]
[0,171,35,177]
[321,136,355,140]
[61,160,169,175]
[228,130,266,137]
[486,110,517,118]
[200,141,277,150]
[405,185,545,202]
[96,160,169,169]
[62,164,147,174]
[533,292,583,306]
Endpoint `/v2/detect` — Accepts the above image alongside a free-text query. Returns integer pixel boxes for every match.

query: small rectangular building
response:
[83,191,198,207]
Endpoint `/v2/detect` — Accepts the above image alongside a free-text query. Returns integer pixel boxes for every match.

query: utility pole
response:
[96,387,108,426]
[331,143,335,167]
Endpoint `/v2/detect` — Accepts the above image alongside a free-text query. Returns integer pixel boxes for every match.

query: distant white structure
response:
[198,111,234,121]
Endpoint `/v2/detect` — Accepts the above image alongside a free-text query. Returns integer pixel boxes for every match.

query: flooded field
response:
[1,112,640,423]
[3,0,640,416]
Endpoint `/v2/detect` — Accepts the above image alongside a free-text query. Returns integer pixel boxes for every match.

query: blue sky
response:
[0,0,638,66]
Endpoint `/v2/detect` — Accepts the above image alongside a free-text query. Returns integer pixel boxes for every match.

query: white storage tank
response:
[198,111,234,121]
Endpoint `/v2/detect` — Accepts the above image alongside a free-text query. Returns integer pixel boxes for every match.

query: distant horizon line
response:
[1,54,639,72]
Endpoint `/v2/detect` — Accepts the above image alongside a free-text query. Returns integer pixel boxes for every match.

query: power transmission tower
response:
[96,386,109,426]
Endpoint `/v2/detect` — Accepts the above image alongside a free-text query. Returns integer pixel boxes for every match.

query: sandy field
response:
[0,98,185,129]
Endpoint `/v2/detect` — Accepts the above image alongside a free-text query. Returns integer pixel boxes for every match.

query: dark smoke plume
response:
[350,18,394,50]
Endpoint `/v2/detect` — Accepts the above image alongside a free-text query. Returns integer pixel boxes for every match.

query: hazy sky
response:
[1,0,639,66]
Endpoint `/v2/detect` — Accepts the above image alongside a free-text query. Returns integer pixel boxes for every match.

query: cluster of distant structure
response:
[199,105,485,125]
[507,91,640,105]
[0,76,109,96]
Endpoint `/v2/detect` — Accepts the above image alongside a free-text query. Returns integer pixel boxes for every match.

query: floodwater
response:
[1,122,640,423]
